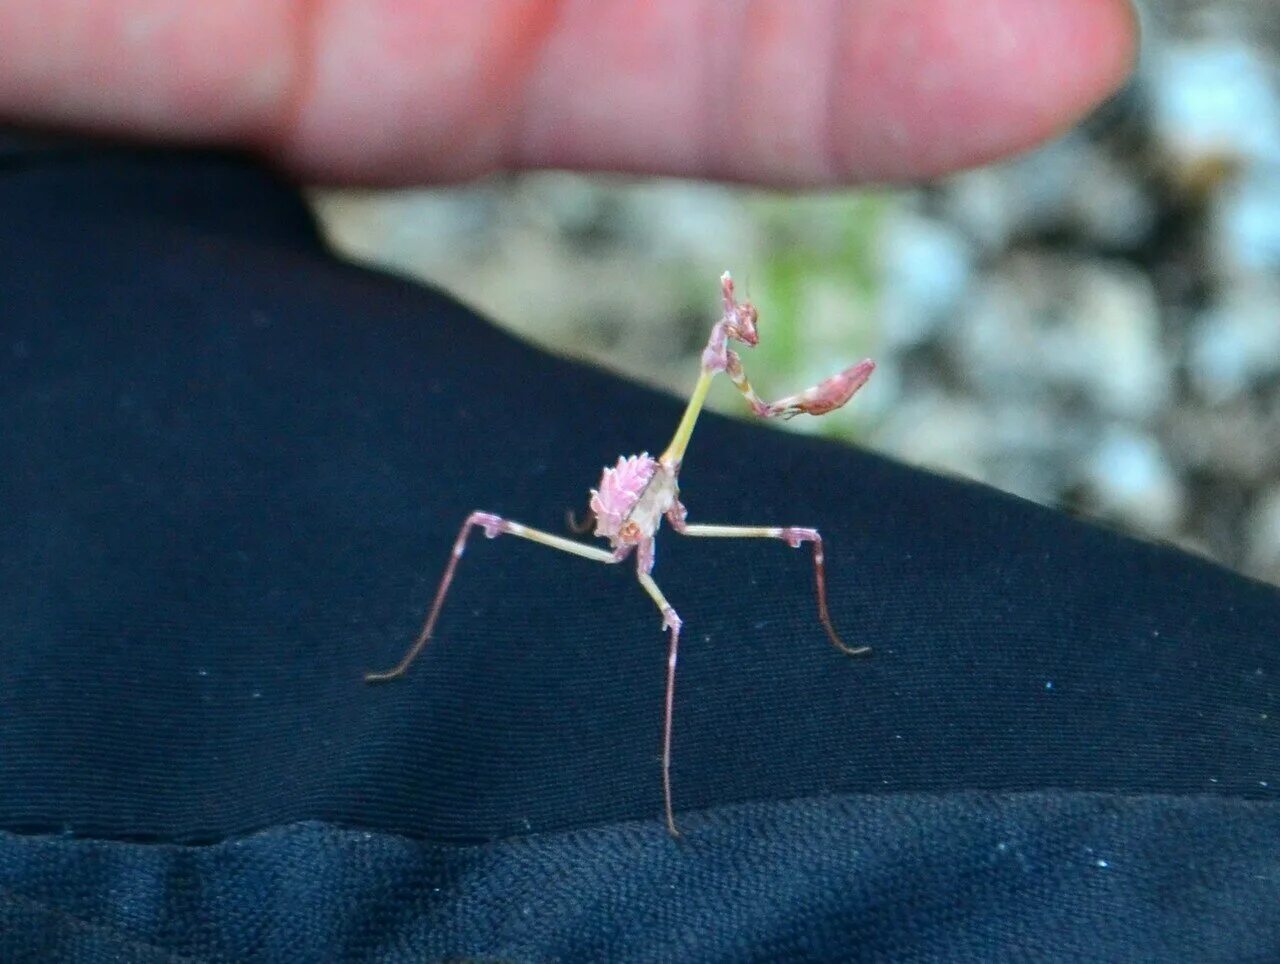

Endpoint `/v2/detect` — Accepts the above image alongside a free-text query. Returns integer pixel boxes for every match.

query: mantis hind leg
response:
[670,519,869,658]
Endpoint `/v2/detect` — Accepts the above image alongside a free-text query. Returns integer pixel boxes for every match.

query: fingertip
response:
[1042,0,1140,130]
[828,0,1140,183]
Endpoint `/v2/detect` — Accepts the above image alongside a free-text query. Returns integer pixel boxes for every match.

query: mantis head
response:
[720,271,759,346]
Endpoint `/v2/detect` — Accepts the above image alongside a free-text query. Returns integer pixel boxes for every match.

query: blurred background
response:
[310,2,1280,586]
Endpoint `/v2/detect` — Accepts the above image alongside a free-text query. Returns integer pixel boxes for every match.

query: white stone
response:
[1086,427,1184,532]
[1190,279,1280,403]
[1148,39,1280,168]
[1211,168,1280,275]
[876,209,974,349]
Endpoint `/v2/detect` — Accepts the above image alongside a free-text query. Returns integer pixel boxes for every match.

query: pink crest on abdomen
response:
[590,453,658,542]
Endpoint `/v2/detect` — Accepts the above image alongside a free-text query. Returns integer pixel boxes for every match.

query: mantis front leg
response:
[660,272,874,470]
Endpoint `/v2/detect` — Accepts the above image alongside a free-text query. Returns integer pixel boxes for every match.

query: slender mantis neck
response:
[660,368,715,469]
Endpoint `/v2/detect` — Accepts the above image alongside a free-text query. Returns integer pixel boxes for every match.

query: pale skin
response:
[0,2,1137,187]
[367,272,876,836]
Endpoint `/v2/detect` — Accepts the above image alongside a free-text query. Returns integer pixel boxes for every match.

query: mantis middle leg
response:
[634,554,683,837]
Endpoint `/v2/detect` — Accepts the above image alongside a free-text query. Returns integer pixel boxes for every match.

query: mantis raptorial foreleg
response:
[724,350,875,422]
[661,273,875,469]
[365,511,628,683]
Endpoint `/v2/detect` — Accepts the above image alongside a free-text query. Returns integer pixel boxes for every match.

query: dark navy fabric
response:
[1,145,1277,961]
[3,794,1279,962]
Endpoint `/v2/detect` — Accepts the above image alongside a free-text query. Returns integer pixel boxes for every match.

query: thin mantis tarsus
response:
[366,272,875,837]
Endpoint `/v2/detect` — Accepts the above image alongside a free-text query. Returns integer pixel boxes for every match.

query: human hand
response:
[0,0,1137,186]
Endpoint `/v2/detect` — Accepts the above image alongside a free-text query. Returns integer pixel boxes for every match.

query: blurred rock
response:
[941,167,1016,251]
[1058,262,1168,421]
[619,181,763,269]
[1211,167,1280,274]
[1148,39,1280,169]
[958,256,1168,420]
[1169,402,1280,487]
[312,186,499,271]
[942,134,1155,252]
[1068,150,1158,249]
[954,256,1051,400]
[1086,427,1185,532]
[874,392,993,483]
[876,208,973,350]
[1246,485,1280,582]
[1190,279,1280,403]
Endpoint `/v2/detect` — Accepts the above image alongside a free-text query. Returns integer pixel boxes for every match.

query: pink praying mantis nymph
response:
[366,272,875,836]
